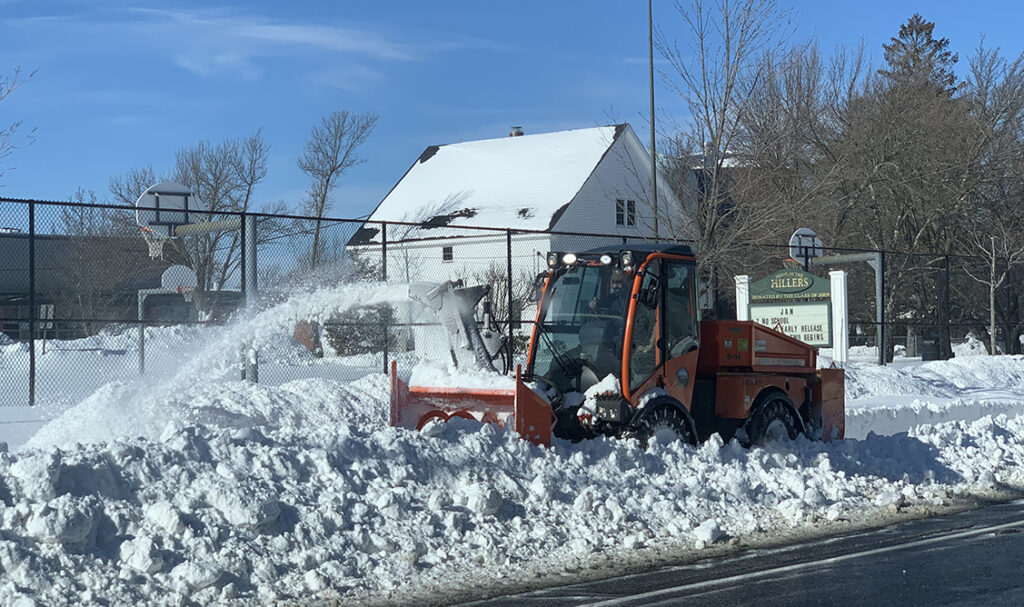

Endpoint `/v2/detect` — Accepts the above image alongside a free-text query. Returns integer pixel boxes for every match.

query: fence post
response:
[381,222,388,375]
[239,213,246,380]
[243,213,259,383]
[507,229,514,369]
[942,255,951,359]
[878,250,886,366]
[28,200,35,407]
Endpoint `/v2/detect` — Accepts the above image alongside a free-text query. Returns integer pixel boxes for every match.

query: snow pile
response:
[843,355,1024,400]
[6,380,1024,605]
[841,355,1024,438]
[953,334,988,357]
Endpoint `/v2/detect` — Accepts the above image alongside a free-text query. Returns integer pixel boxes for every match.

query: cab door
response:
[625,257,699,412]
[660,260,699,410]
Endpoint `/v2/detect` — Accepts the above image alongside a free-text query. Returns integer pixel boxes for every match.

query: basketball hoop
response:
[140,227,172,259]
[178,285,197,303]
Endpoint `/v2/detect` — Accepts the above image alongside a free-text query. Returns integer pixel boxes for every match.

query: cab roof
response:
[581,243,695,259]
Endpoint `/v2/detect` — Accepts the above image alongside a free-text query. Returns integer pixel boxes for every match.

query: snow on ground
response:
[2,289,1024,605]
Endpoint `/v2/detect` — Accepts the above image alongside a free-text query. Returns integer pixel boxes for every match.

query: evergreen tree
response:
[879,13,958,92]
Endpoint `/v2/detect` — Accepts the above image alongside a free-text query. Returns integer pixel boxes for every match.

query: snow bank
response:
[6,374,1024,605]
[843,355,1024,401]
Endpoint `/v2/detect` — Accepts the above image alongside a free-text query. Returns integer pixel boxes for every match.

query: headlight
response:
[620,250,635,270]
[599,254,613,265]
[562,253,578,265]
[676,366,689,387]
[547,252,561,269]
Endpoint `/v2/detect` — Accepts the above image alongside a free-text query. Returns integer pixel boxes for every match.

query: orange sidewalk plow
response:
[389,362,553,446]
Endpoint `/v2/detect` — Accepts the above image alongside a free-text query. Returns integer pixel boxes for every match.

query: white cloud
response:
[3,6,463,82]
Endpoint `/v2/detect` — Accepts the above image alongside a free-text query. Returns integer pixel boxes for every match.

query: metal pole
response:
[239,216,246,380]
[381,222,388,375]
[244,213,259,382]
[28,200,35,407]
[138,293,146,375]
[942,255,951,359]
[649,0,659,240]
[877,251,885,366]
[507,230,515,370]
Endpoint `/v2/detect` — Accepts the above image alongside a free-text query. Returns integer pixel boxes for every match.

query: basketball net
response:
[140,227,172,259]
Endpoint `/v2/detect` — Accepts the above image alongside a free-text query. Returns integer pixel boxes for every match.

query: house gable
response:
[549,124,683,238]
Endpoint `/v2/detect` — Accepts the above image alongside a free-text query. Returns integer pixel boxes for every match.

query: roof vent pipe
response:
[510,126,524,137]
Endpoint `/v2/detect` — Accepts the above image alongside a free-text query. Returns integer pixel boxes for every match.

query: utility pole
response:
[649,0,659,239]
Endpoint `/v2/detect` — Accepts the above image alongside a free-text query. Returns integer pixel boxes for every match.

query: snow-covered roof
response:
[362,124,628,233]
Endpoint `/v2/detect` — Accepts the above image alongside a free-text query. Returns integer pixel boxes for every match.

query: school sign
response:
[748,269,832,347]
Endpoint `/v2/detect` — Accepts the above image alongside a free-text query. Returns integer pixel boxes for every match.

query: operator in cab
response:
[589,269,630,319]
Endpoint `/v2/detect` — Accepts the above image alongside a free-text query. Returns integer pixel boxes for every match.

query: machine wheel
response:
[625,402,698,449]
[745,393,801,446]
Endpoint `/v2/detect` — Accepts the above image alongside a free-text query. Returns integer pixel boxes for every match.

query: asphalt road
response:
[454,500,1024,607]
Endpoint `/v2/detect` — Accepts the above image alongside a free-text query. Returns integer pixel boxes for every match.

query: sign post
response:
[735,275,750,321]
[830,270,849,367]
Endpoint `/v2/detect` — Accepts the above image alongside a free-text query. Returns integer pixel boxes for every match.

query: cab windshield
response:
[529,263,629,393]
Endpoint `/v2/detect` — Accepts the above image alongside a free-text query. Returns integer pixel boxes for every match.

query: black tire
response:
[745,393,802,447]
[625,402,698,449]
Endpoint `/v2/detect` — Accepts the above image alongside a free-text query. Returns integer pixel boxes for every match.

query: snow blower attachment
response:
[406,281,505,372]
[390,281,553,445]
[391,245,844,449]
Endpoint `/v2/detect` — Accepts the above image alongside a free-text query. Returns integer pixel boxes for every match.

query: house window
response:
[442,246,453,262]
[616,199,636,226]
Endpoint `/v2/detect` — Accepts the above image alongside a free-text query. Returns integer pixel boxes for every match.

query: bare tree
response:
[959,44,1024,353]
[657,0,792,316]
[962,225,1024,354]
[298,111,378,269]
[55,188,164,333]
[109,166,159,207]
[0,67,36,182]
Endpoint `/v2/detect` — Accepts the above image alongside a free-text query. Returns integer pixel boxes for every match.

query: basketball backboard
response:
[161,265,198,291]
[135,182,198,237]
[789,227,824,268]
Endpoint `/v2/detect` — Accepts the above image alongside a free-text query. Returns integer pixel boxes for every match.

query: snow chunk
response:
[691,519,723,548]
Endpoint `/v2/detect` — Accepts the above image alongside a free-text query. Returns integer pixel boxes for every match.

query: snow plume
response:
[27,282,409,449]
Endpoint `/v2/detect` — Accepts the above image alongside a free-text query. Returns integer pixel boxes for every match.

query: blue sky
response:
[1,1,1021,219]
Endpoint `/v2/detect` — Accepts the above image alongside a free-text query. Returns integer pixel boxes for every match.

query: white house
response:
[348,124,683,290]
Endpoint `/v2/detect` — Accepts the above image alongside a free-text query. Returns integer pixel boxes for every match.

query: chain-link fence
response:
[2,196,1022,412]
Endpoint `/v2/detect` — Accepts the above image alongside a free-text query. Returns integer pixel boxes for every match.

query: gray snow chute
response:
[407,281,506,372]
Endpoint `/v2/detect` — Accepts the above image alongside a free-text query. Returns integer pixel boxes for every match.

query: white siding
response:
[550,126,690,241]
